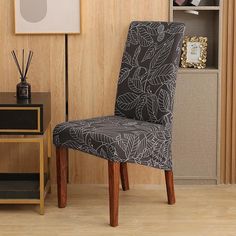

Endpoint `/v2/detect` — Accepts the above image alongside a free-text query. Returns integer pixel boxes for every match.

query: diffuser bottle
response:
[16,77,31,99]
[11,49,33,100]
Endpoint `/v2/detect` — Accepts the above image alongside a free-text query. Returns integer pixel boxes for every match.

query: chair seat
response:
[53,116,172,170]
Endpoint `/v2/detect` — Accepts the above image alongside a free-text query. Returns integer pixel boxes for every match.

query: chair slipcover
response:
[53,21,185,170]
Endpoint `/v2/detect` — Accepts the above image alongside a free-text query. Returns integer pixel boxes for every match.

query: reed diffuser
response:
[11,49,33,99]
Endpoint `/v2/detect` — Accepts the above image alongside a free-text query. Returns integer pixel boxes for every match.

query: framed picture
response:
[181,36,207,69]
[14,0,80,34]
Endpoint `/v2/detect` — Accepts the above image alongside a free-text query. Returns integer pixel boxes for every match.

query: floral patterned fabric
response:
[53,116,172,169]
[115,21,185,126]
[53,21,185,170]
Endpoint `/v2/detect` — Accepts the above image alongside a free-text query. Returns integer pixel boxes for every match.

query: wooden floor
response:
[0,185,236,236]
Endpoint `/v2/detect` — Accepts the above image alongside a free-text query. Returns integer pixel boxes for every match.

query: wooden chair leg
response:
[108,161,120,227]
[165,170,176,205]
[120,163,129,191]
[56,147,68,208]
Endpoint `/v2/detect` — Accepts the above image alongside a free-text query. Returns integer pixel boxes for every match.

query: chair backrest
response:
[115,21,185,127]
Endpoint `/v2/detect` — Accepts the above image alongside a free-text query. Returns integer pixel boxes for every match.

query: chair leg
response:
[165,170,176,205]
[56,147,68,208]
[120,163,130,191]
[108,160,120,227]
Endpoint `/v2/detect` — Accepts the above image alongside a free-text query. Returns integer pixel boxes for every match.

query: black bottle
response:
[16,77,31,99]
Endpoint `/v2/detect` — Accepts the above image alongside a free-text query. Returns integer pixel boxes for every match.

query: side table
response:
[0,92,51,214]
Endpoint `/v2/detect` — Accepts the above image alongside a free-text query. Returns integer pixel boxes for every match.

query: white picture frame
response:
[14,0,80,34]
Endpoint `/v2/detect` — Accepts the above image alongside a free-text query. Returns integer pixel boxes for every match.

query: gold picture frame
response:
[181,36,208,69]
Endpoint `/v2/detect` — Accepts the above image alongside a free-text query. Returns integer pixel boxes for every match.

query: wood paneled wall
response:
[220,0,236,184]
[68,0,169,184]
[0,1,66,181]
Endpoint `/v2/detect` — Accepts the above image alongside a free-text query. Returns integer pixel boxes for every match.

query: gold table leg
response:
[47,123,52,194]
[39,138,44,215]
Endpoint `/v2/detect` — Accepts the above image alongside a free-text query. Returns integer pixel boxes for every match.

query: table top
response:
[0,92,50,107]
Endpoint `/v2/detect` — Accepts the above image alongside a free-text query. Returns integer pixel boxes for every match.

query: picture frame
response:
[181,36,208,69]
[14,0,80,35]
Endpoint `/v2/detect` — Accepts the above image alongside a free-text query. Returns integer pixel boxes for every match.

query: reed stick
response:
[24,51,33,78]
[11,49,33,80]
[11,50,23,78]
[22,49,24,77]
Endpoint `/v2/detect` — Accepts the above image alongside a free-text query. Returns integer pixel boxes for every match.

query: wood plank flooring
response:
[0,185,236,236]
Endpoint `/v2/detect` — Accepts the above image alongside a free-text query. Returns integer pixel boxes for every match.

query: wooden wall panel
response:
[68,0,169,184]
[0,0,66,182]
[220,0,236,184]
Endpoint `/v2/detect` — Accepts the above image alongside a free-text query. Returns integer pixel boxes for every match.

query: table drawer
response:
[0,107,41,133]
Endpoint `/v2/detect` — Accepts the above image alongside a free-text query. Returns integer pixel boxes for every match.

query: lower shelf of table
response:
[0,173,49,203]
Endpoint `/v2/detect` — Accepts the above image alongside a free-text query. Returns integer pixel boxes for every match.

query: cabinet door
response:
[172,72,218,184]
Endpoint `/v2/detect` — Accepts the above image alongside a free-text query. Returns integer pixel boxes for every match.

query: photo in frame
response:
[181,36,208,69]
[14,0,80,34]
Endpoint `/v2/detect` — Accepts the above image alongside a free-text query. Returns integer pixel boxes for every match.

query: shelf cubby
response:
[0,173,48,200]
[173,10,220,69]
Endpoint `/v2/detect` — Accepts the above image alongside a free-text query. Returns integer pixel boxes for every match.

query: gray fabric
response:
[54,116,172,169]
[115,21,185,126]
[53,21,185,170]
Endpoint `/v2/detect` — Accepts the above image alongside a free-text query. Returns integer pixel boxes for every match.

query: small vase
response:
[16,78,31,99]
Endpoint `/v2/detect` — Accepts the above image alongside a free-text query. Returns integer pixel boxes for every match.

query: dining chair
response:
[53,21,185,227]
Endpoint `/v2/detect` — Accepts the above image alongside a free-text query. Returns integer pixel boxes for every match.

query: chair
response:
[53,21,185,227]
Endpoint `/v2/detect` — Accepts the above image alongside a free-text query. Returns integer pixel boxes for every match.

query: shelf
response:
[173,6,220,11]
[178,68,219,74]
[0,173,47,199]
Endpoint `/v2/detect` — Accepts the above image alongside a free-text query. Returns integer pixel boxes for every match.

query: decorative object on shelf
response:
[173,0,188,6]
[11,49,33,99]
[181,36,207,69]
[14,0,80,34]
[188,0,201,6]
[173,0,201,6]
[185,10,199,15]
